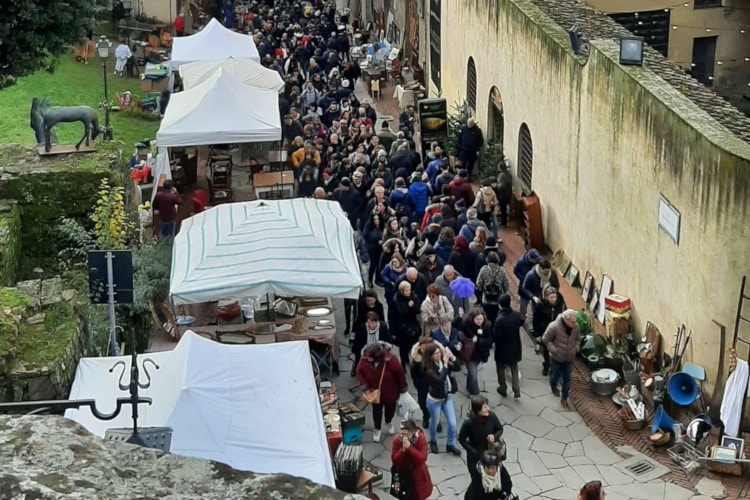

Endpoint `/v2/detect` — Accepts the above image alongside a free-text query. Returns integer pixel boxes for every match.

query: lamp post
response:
[96,36,114,141]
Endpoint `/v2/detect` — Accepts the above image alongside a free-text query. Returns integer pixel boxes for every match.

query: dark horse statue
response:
[30,97,101,152]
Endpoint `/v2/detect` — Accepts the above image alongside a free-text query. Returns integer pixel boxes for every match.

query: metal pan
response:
[305,307,332,317]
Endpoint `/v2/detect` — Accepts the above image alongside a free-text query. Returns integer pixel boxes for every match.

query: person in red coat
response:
[391,419,433,500]
[356,342,406,443]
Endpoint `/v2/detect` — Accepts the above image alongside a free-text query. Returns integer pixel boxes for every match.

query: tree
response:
[0,0,97,89]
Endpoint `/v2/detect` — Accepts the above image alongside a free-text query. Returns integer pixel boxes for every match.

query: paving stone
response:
[550,466,585,489]
[665,482,697,500]
[595,465,634,486]
[519,379,553,397]
[563,441,584,457]
[361,441,387,461]
[568,422,592,441]
[504,462,521,475]
[570,464,601,484]
[537,451,569,469]
[509,395,547,416]
[534,473,564,493]
[428,464,467,484]
[426,451,466,468]
[512,473,542,496]
[503,426,534,450]
[543,486,580,499]
[544,425,575,444]
[531,437,566,454]
[582,434,622,465]
[615,481,666,499]
[695,477,726,498]
[514,415,554,437]
[518,449,550,477]
[494,403,521,425]
[565,455,593,466]
[564,411,585,424]
[688,496,715,500]
[503,446,518,463]
[540,407,573,427]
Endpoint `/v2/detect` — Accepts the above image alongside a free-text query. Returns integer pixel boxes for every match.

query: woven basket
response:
[618,408,648,430]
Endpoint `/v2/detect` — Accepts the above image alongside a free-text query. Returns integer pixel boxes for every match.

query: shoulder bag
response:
[361,362,386,405]
[389,465,413,499]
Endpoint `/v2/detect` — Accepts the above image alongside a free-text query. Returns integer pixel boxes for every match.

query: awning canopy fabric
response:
[170,18,260,68]
[65,333,335,487]
[169,199,363,305]
[179,57,284,92]
[156,69,281,147]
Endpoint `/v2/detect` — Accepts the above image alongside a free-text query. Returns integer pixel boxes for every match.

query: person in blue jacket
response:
[519,259,560,336]
[407,172,431,223]
[513,248,542,321]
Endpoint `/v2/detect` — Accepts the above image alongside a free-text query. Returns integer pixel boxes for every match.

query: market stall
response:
[65,333,335,487]
[170,18,260,68]
[169,198,362,304]
[156,69,281,147]
[179,57,285,92]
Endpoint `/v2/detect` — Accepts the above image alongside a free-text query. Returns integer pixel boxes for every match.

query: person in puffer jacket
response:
[407,173,431,222]
[542,310,580,411]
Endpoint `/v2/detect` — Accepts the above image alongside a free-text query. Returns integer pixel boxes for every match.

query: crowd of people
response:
[186,2,594,498]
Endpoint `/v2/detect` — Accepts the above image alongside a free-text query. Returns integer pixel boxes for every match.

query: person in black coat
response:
[456,118,484,178]
[458,396,504,486]
[332,178,365,230]
[354,289,386,330]
[390,280,422,371]
[459,308,494,396]
[351,311,391,376]
[531,285,566,376]
[492,294,523,398]
[465,451,513,500]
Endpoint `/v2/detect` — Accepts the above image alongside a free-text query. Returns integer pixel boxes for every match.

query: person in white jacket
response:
[114,42,132,77]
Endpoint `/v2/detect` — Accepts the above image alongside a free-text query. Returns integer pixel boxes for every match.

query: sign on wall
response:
[429,0,441,90]
[658,194,681,244]
[417,98,448,158]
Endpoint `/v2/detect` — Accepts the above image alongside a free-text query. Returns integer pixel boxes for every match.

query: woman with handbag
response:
[459,396,505,486]
[420,283,454,336]
[421,343,462,456]
[355,342,406,443]
[459,308,494,396]
[391,281,422,371]
[390,419,433,500]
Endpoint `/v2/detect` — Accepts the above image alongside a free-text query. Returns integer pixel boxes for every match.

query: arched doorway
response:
[518,123,533,193]
[466,57,477,113]
[488,87,504,145]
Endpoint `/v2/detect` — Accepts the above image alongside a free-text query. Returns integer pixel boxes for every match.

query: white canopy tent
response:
[65,333,334,487]
[169,199,362,305]
[156,69,281,147]
[180,57,285,92]
[170,18,260,68]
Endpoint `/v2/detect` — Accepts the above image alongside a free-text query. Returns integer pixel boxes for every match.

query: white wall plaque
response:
[658,194,680,244]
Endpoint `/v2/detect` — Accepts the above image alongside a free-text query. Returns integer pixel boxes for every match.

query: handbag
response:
[360,362,386,405]
[458,333,475,363]
[389,466,413,499]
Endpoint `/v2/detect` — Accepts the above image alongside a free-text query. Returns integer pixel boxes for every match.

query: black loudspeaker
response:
[568,27,581,55]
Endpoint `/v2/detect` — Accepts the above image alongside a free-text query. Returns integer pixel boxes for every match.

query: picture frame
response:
[720,436,744,460]
[565,265,580,287]
[597,274,613,324]
[581,272,594,302]
[550,249,564,268]
[588,289,599,315]
[556,252,572,277]
[711,445,738,464]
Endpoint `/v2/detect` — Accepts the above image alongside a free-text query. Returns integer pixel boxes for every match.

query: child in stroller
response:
[464,450,517,500]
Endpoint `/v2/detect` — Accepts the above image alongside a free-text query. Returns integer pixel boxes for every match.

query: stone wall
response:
[0,143,123,279]
[0,278,85,402]
[0,416,364,499]
[0,200,21,287]
[434,0,750,408]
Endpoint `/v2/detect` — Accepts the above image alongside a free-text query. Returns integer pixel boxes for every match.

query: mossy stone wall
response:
[0,201,21,287]
[0,143,124,278]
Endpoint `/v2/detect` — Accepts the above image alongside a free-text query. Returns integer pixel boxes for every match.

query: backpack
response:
[483,282,501,305]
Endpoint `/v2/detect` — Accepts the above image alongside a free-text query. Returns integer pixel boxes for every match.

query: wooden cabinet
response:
[521,192,545,251]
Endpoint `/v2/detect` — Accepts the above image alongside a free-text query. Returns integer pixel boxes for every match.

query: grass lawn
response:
[0,55,160,148]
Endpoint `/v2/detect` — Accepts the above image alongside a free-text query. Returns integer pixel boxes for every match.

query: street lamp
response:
[96,35,114,141]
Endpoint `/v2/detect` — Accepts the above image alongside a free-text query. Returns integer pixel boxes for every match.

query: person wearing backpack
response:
[473,179,499,236]
[475,252,509,325]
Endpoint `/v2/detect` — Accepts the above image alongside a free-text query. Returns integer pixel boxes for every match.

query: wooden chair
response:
[149,300,184,341]
[370,79,381,100]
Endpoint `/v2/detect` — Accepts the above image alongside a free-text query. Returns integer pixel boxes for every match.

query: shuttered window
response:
[467,57,477,114]
[518,123,533,192]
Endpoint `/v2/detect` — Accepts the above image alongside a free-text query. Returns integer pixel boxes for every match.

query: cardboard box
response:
[605,294,631,312]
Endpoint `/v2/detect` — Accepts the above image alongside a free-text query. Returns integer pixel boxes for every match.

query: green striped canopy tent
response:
[169,199,363,305]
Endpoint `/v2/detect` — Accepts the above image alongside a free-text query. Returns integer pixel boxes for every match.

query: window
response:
[518,123,533,192]
[694,0,722,9]
[466,57,477,114]
[691,36,717,87]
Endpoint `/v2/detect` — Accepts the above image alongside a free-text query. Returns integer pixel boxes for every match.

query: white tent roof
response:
[170,199,363,305]
[65,333,334,487]
[156,69,281,147]
[171,18,260,68]
[180,57,285,92]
